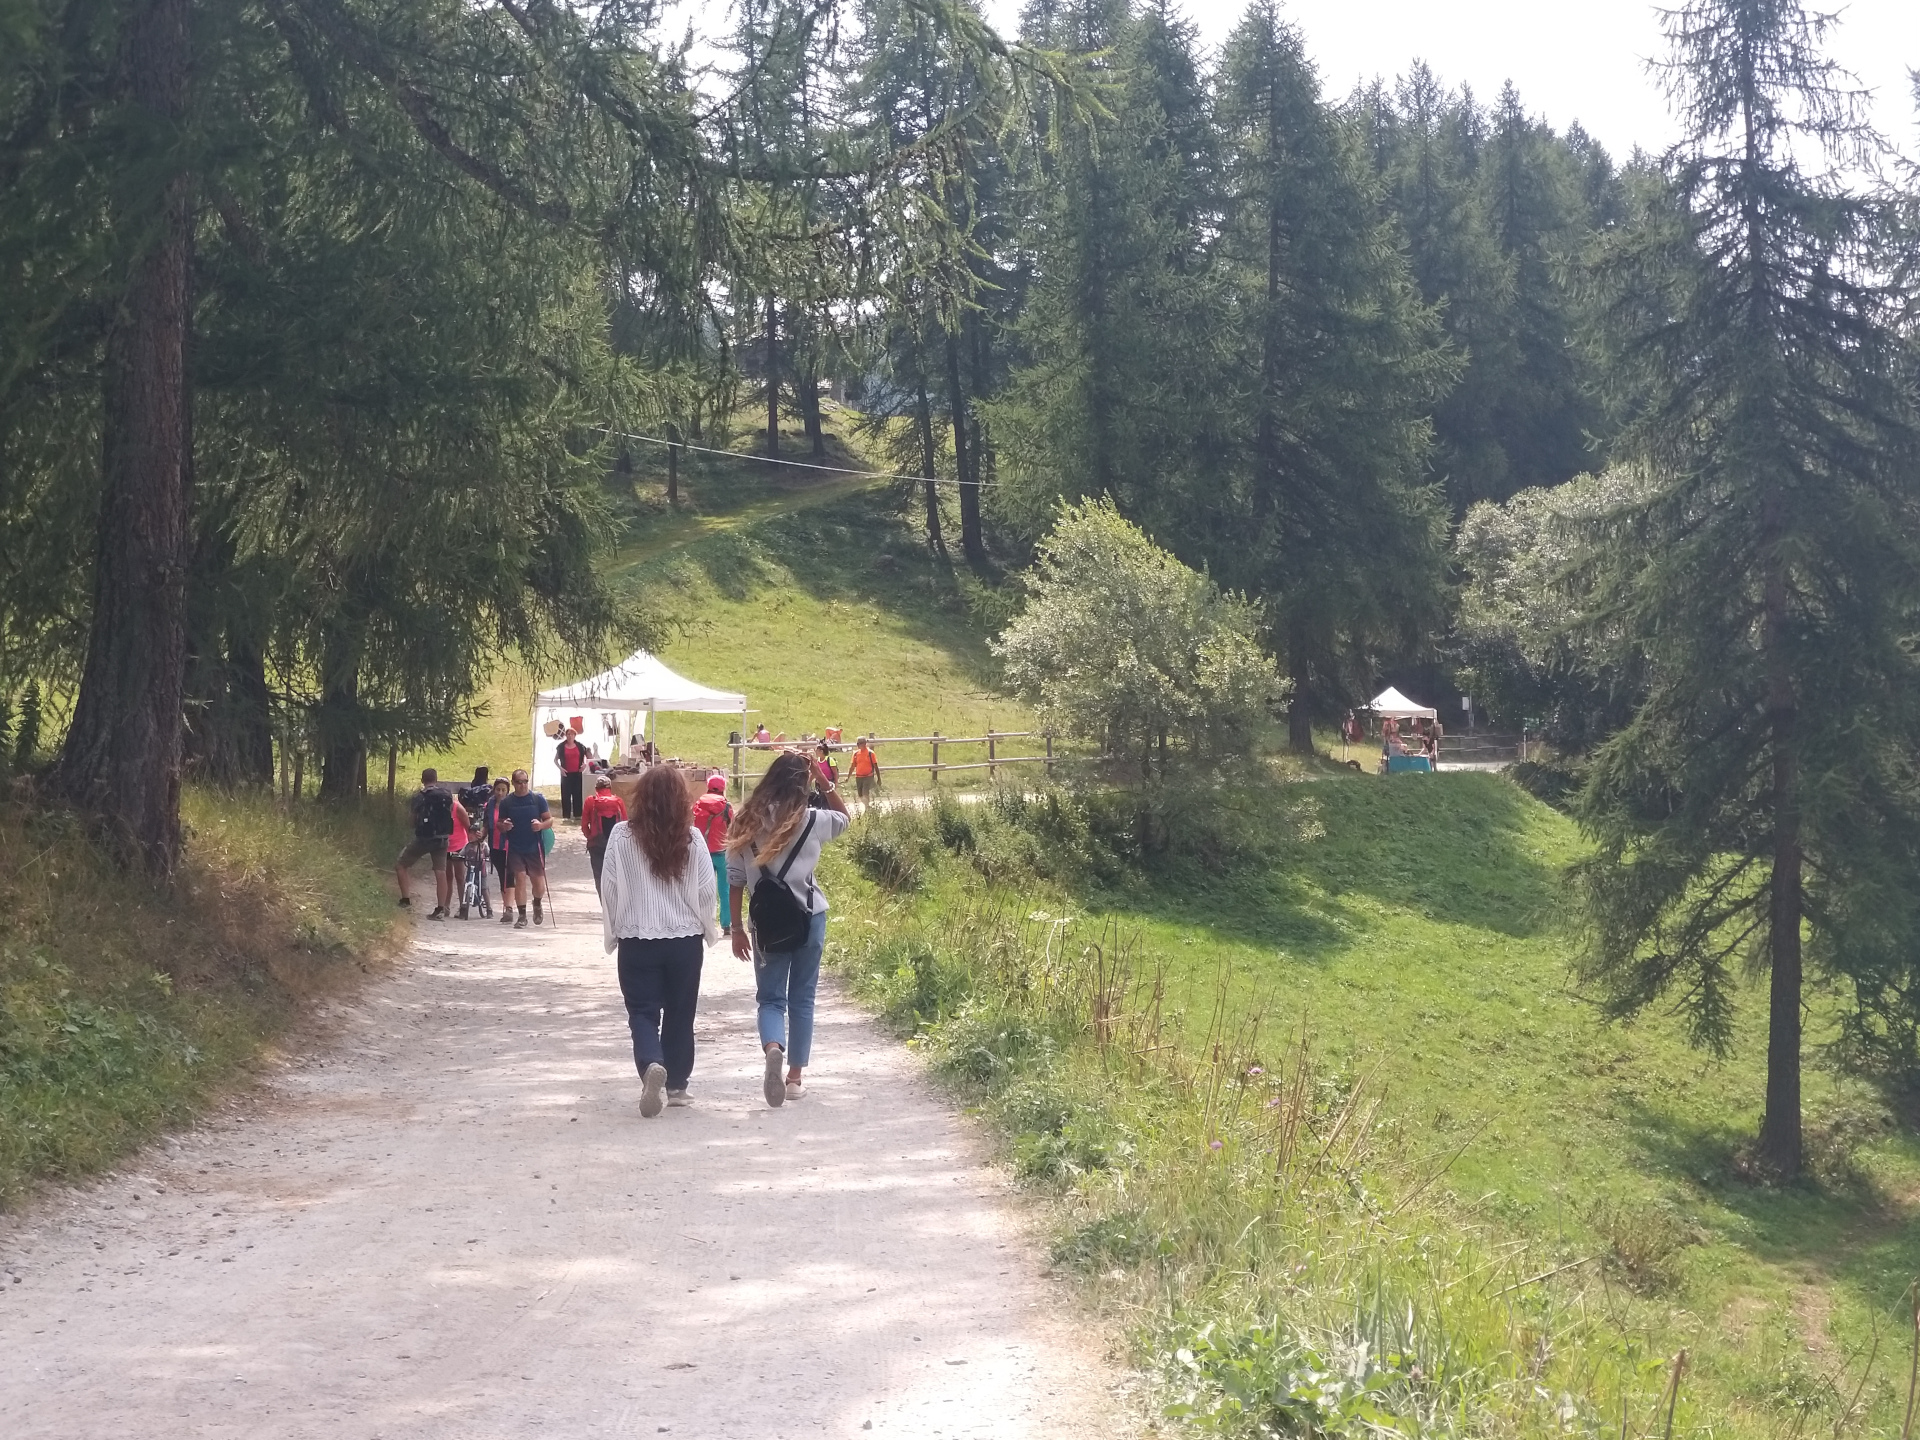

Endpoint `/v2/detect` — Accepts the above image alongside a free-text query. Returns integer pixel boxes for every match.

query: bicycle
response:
[461,834,493,918]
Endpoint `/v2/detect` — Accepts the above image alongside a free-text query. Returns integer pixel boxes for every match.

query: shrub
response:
[994,499,1282,776]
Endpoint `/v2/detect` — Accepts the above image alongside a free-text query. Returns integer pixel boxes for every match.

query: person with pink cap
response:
[691,771,735,935]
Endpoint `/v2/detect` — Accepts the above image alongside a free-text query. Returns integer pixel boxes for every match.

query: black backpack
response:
[748,814,816,953]
[415,787,454,840]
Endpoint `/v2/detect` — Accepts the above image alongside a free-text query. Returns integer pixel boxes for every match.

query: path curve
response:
[0,832,1124,1438]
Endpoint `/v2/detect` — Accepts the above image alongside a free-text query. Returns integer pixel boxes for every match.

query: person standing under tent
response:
[600,765,720,1116]
[580,774,628,893]
[728,751,850,1107]
[554,728,589,821]
[692,772,734,935]
[498,768,553,929]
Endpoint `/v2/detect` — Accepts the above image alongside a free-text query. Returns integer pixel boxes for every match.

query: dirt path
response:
[0,833,1125,1438]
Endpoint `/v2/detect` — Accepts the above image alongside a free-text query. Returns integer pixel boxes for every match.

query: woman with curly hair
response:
[599,766,720,1116]
[728,749,850,1106]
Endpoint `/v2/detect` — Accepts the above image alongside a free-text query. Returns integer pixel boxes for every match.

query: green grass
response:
[409,483,1040,793]
[821,775,1920,1437]
[0,789,406,1204]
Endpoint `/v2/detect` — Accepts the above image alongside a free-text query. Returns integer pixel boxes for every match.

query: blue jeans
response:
[755,909,826,1067]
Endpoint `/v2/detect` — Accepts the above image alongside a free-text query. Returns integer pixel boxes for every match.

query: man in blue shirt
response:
[498,767,554,930]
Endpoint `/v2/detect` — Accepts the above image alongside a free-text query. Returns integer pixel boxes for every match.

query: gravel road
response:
[0,831,1125,1438]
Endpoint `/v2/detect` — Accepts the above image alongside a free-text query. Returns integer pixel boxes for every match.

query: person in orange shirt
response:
[580,774,629,893]
[849,735,881,806]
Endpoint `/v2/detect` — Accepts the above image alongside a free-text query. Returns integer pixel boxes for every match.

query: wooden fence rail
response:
[729,729,1055,796]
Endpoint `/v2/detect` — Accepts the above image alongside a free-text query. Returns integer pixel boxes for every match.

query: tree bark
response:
[50,0,193,876]
[915,379,945,556]
[315,626,364,802]
[764,294,780,457]
[945,327,984,563]
[1756,547,1803,1178]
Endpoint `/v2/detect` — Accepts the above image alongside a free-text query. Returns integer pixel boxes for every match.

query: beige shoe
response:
[667,1089,691,1108]
[763,1046,786,1107]
[640,1063,667,1118]
[785,1080,806,1101]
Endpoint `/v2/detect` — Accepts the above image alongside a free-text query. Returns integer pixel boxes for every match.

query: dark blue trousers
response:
[616,935,704,1090]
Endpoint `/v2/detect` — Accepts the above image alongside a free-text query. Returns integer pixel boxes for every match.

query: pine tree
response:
[1212,4,1451,752]
[1574,0,1920,1178]
[990,0,1228,542]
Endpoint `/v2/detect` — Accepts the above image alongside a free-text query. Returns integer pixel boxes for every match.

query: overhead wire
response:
[591,426,992,488]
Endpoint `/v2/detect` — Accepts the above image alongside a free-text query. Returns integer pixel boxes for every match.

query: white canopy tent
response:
[530,650,746,788]
[1366,686,1437,720]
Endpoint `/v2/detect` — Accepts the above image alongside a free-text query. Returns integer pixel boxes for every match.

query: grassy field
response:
[409,465,1039,793]
[820,774,1920,1437]
[0,789,407,1204]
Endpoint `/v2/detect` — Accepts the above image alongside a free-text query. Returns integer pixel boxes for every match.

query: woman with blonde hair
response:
[728,750,849,1106]
[600,765,720,1116]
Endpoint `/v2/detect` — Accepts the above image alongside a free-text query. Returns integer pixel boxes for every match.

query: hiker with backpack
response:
[395,769,469,920]
[580,773,628,893]
[599,765,721,1117]
[691,772,734,936]
[727,750,850,1107]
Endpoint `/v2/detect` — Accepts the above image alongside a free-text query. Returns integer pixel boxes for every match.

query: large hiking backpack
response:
[415,787,455,840]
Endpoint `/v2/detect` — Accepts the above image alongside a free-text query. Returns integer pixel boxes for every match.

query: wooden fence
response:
[729,730,1055,796]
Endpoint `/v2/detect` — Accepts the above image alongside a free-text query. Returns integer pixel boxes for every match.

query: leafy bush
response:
[994,499,1282,776]
[847,823,924,891]
[1586,1197,1697,1294]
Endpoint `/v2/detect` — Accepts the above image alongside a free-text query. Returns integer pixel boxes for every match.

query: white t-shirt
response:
[730,806,850,915]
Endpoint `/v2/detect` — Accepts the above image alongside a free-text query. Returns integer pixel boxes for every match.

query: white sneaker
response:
[640,1063,667,1118]
[785,1081,806,1101]
[763,1046,786,1108]
[666,1089,691,1108]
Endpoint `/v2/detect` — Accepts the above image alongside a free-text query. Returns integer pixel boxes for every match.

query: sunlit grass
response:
[821,777,1920,1437]
[0,789,406,1203]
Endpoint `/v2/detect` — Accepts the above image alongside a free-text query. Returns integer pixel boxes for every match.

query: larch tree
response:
[1574,0,1920,1178]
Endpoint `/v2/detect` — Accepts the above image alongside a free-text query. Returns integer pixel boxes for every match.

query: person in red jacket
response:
[581,775,628,893]
[692,772,735,935]
[555,728,588,821]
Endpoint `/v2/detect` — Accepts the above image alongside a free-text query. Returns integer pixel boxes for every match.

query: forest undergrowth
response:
[821,779,1920,1438]
[0,790,406,1204]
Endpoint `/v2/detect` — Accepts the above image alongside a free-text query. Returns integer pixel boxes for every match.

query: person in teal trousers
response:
[692,772,735,935]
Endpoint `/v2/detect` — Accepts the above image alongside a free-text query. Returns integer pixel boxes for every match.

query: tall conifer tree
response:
[1575,0,1920,1177]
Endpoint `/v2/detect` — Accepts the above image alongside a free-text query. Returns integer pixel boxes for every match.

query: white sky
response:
[980,0,1920,161]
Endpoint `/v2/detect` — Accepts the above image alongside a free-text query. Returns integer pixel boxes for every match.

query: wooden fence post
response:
[1044,730,1054,780]
[987,729,997,784]
[930,730,940,786]
[387,744,397,797]
[732,740,743,798]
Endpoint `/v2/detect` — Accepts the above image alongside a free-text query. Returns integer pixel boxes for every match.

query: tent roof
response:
[1367,686,1437,719]
[534,650,745,713]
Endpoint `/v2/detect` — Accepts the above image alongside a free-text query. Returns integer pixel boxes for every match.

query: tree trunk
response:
[945,328,984,563]
[797,344,826,459]
[315,627,364,802]
[50,0,193,876]
[966,312,992,560]
[764,295,780,457]
[915,379,945,557]
[1756,548,1803,1177]
[1287,630,1315,755]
